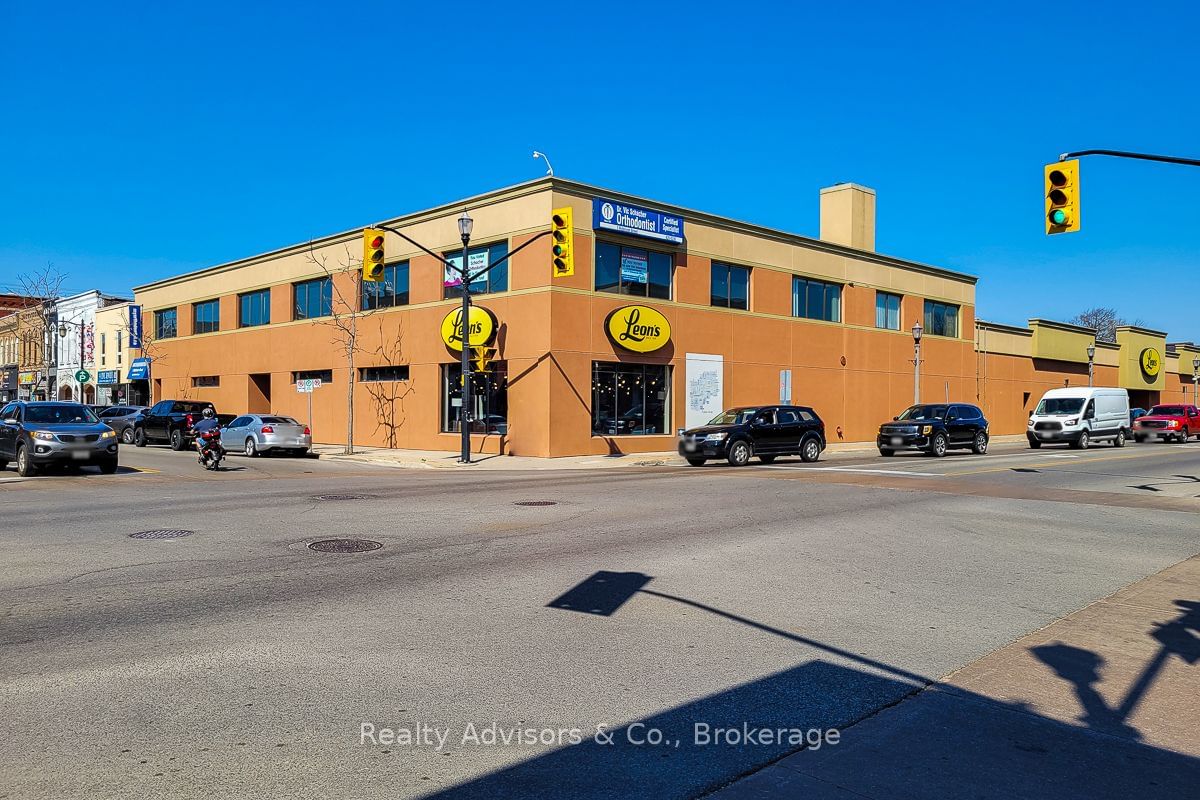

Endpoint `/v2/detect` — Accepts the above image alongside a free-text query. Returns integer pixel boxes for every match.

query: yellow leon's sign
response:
[605,305,672,353]
[1140,347,1162,379]
[440,306,497,351]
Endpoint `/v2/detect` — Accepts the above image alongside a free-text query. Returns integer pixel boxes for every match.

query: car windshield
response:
[1149,406,1187,416]
[176,402,214,415]
[1035,398,1085,415]
[896,405,948,421]
[24,405,99,424]
[707,408,759,426]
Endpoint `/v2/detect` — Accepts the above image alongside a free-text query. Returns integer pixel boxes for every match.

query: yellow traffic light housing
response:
[471,346,495,373]
[363,227,386,281]
[551,207,574,277]
[1045,160,1080,234]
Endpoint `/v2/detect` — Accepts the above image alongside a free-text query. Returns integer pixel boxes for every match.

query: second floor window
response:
[792,277,841,323]
[711,263,749,310]
[596,242,672,299]
[239,289,271,328]
[155,308,178,340]
[363,262,410,310]
[876,292,901,330]
[444,243,508,300]
[924,300,960,338]
[294,278,332,320]
[193,299,220,334]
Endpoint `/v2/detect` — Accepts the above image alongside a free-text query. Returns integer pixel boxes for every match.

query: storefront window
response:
[443,243,508,300]
[923,300,960,338]
[591,362,671,436]
[596,242,672,299]
[442,362,507,434]
[711,263,750,310]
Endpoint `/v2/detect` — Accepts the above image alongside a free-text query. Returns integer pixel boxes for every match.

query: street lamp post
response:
[457,211,474,464]
[57,319,86,402]
[1193,357,1199,407]
[1087,343,1096,387]
[911,321,923,404]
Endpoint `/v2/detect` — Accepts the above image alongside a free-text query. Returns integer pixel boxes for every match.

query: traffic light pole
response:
[1060,149,1200,168]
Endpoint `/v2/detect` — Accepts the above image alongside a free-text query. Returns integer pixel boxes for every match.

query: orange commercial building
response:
[132,178,1200,457]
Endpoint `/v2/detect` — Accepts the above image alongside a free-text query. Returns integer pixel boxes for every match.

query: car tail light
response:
[261,426,274,434]
[303,426,311,435]
[185,413,194,427]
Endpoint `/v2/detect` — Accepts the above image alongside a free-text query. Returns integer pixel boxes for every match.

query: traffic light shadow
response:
[416,574,1200,799]
[506,352,630,457]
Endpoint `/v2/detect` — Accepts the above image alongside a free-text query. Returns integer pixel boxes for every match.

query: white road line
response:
[773,466,941,477]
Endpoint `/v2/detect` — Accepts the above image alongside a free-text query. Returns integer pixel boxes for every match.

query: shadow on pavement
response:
[416,573,1200,800]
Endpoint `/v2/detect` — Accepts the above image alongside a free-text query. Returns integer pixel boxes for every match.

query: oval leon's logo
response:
[440,306,497,351]
[1140,347,1162,379]
[605,305,671,353]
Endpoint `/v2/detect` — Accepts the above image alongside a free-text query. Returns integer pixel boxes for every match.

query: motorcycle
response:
[193,427,225,471]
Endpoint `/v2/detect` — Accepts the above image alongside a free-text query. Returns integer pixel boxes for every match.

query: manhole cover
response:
[514,501,558,507]
[130,529,194,540]
[312,494,374,502]
[308,538,382,553]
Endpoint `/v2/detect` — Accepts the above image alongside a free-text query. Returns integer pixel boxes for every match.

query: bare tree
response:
[1069,307,1145,343]
[6,263,66,399]
[361,317,416,448]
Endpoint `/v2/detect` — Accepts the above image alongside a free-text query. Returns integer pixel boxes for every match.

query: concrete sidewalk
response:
[312,434,1031,471]
[708,554,1200,799]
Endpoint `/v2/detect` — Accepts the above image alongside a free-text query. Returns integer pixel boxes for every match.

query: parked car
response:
[1027,387,1130,449]
[0,401,120,476]
[1133,404,1200,443]
[877,403,989,457]
[135,400,217,450]
[95,405,148,444]
[678,405,825,466]
[220,414,312,457]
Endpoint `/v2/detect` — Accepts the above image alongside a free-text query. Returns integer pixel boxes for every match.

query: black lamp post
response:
[1193,357,1199,407]
[458,211,474,464]
[911,321,923,404]
[1087,343,1096,387]
[57,319,86,402]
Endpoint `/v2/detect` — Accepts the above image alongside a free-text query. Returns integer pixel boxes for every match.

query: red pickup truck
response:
[1132,404,1200,443]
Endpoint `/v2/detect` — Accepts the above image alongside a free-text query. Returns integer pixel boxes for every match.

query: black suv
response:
[877,403,989,457]
[678,405,826,466]
[135,400,217,450]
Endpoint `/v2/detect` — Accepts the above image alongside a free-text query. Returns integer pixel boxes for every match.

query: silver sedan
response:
[220,414,312,457]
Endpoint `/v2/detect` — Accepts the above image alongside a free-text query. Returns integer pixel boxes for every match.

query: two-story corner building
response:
[51,290,131,404]
[133,178,985,456]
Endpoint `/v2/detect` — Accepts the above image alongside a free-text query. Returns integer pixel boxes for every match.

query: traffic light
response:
[1044,160,1080,234]
[363,227,386,281]
[551,207,574,277]
[471,346,495,373]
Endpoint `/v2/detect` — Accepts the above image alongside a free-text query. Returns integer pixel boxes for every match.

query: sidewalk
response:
[311,434,1030,471]
[708,554,1200,799]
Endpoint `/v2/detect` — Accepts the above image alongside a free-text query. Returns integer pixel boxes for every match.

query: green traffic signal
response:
[1049,209,1067,225]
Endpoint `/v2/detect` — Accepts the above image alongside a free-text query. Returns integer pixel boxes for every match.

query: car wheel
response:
[245,438,259,458]
[170,429,185,451]
[1028,439,1041,449]
[1114,429,1126,448]
[758,455,777,464]
[16,444,36,477]
[928,432,948,457]
[685,457,707,467]
[134,427,147,447]
[1072,430,1090,450]
[800,437,821,463]
[726,440,751,467]
[878,448,894,457]
[98,458,118,474]
[1181,427,1190,443]
[120,426,135,444]
[972,432,989,455]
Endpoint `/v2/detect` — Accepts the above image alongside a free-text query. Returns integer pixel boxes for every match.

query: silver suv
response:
[0,401,120,477]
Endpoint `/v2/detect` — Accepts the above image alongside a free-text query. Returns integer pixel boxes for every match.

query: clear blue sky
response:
[2,2,1198,338]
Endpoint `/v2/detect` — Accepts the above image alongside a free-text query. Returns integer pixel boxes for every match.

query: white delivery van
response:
[1027,387,1131,449]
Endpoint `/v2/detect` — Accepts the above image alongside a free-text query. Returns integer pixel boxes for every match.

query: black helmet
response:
[202,407,215,419]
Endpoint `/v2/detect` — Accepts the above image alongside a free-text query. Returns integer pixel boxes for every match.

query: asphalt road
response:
[2,440,1199,798]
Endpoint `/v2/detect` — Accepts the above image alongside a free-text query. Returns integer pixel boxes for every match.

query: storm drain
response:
[312,494,374,502]
[514,501,558,507]
[130,529,195,540]
[308,538,382,553]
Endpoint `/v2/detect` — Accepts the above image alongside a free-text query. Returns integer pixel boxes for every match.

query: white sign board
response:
[685,353,724,430]
[779,369,792,405]
[296,378,323,393]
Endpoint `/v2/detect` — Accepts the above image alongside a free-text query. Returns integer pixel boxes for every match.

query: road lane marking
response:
[782,466,940,477]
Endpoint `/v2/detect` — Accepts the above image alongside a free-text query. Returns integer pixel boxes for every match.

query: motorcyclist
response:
[191,407,223,463]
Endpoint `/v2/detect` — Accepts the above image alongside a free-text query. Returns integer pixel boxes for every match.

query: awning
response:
[127,357,151,381]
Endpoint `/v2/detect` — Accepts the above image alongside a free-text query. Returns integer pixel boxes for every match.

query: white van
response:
[1027,387,1131,449]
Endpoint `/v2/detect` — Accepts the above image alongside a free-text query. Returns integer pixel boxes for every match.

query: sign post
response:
[296,378,323,440]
